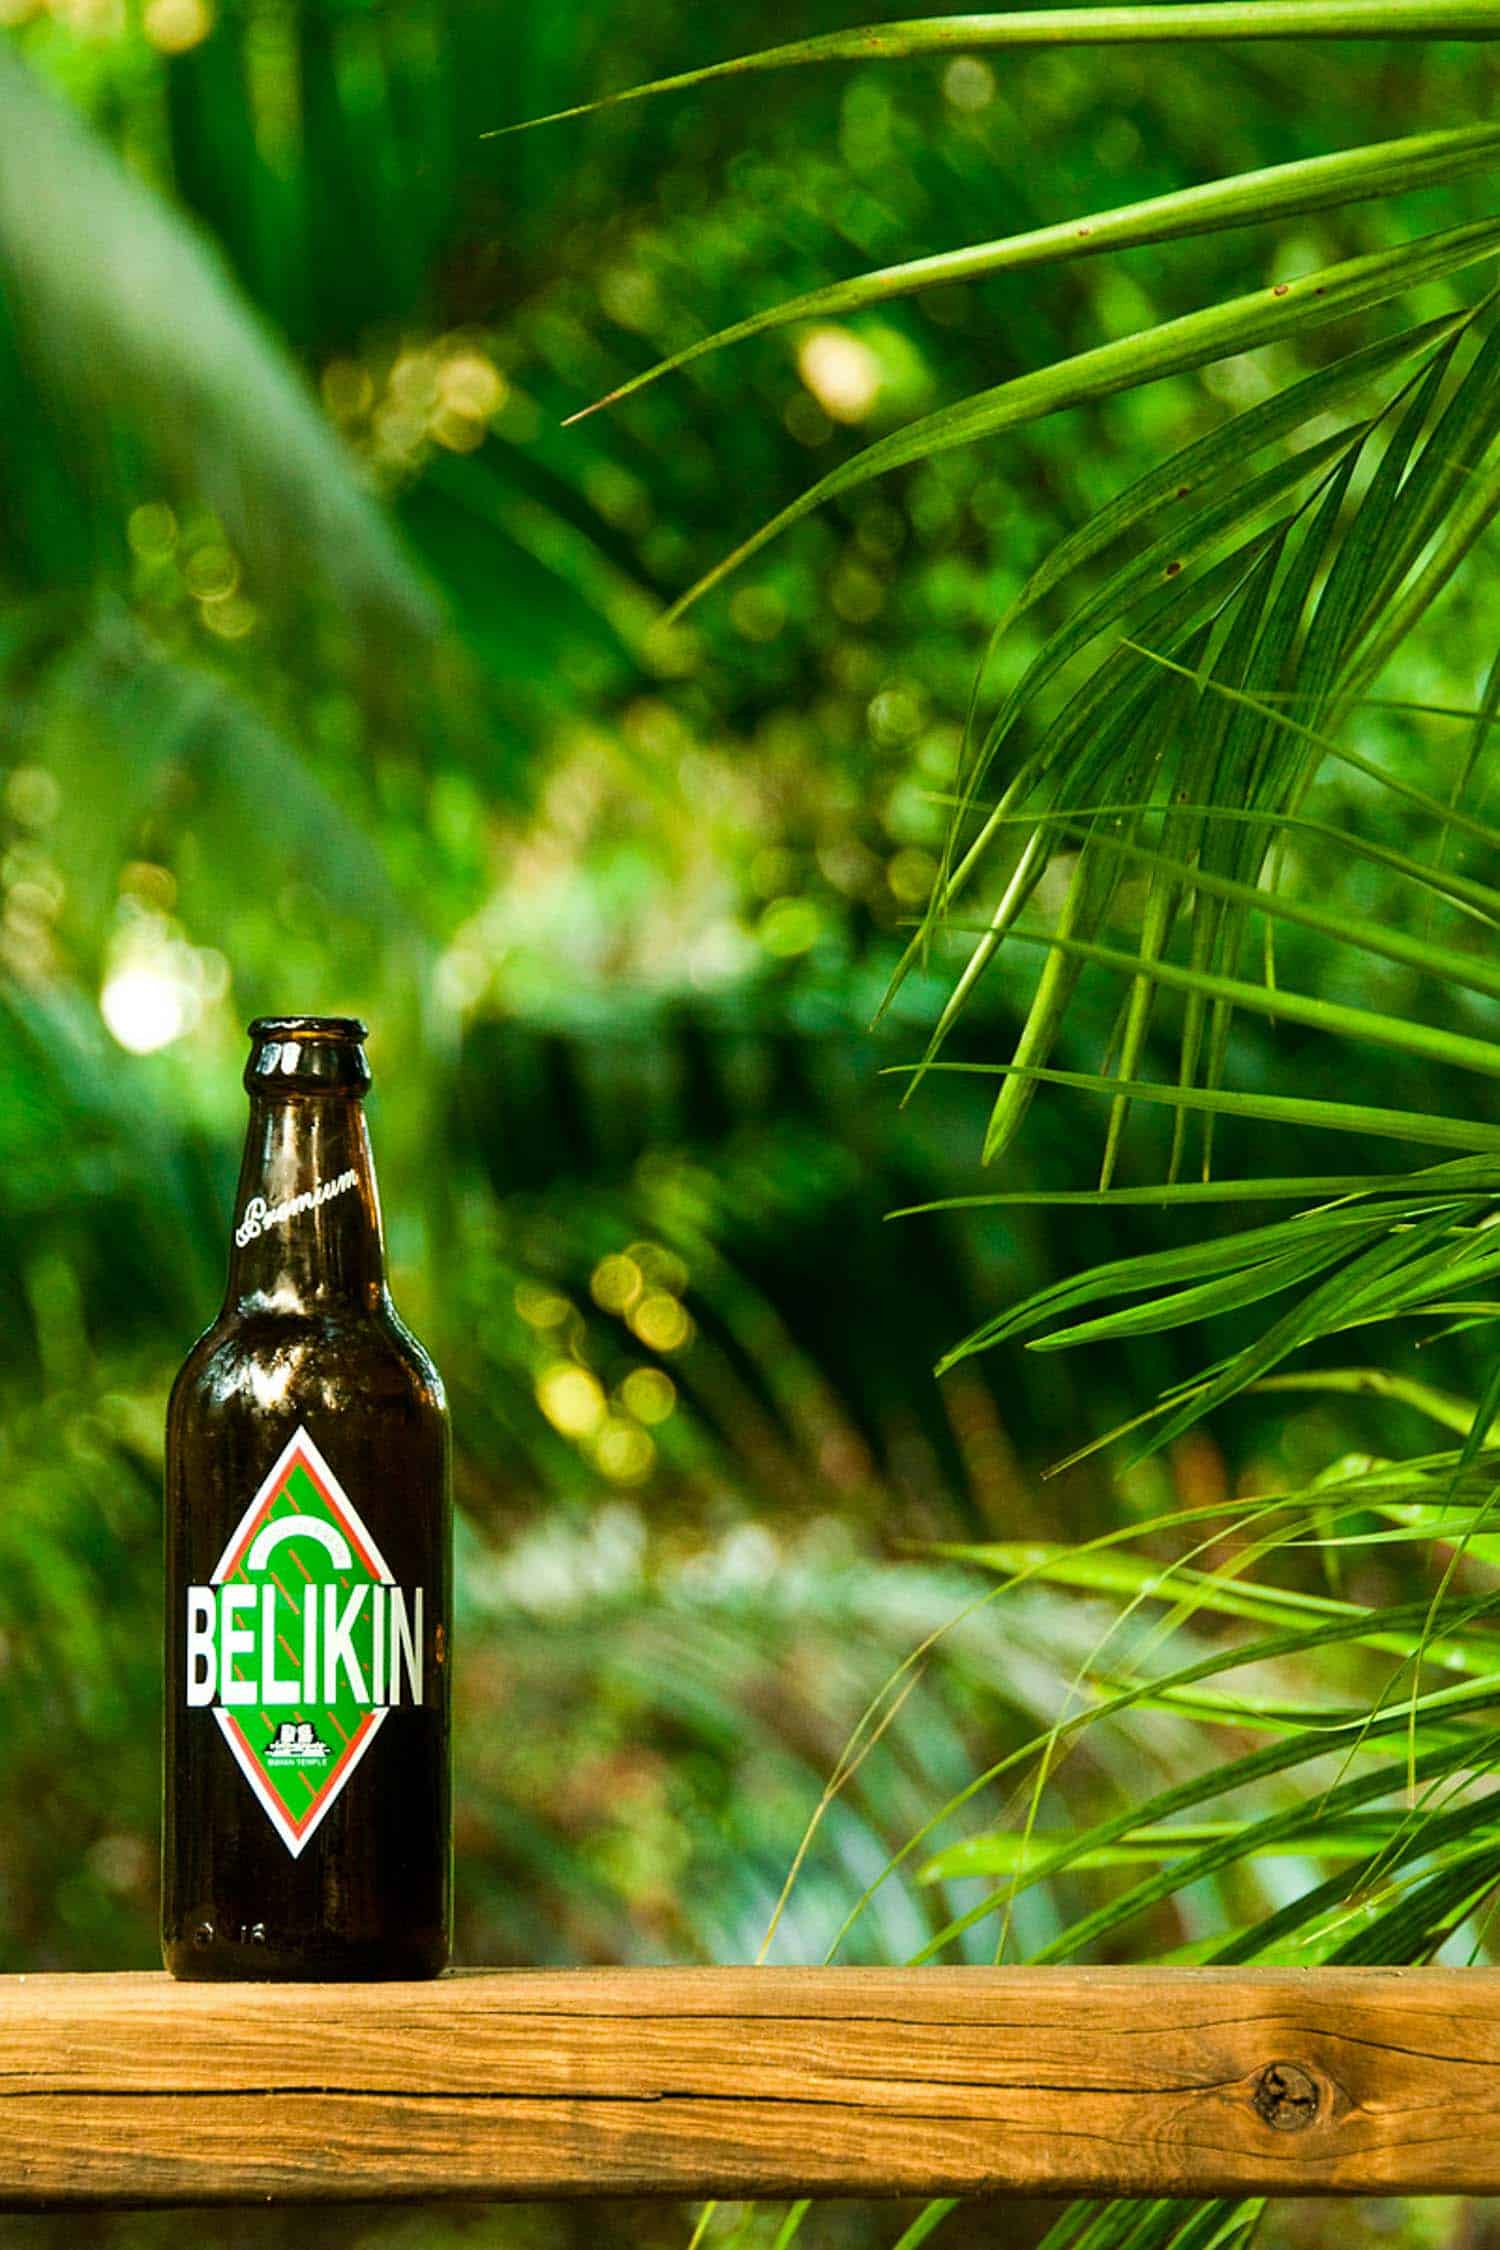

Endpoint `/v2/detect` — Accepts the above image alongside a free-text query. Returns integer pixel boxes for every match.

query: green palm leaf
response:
[567,127,1500,423]
[495,4,1500,136]
[541,17,1500,2249]
[0,47,440,653]
[999,925,1500,1082]
[665,221,1500,617]
[895,1063,1500,1155]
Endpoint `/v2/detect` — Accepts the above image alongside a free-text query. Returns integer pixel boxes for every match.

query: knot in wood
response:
[1253,2060,1321,2133]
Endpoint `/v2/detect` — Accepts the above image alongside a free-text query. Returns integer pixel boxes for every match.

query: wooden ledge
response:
[3,1965,1498,2207]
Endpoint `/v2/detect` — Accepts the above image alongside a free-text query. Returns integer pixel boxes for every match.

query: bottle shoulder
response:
[168,1299,446,1425]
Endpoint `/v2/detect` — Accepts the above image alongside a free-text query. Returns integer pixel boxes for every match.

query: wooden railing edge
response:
[3,1964,1496,2207]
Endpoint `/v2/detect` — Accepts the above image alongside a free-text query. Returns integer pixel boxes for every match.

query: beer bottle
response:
[162,1017,451,1980]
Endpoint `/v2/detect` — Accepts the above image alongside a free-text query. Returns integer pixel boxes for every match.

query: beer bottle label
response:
[183,1426,427,1857]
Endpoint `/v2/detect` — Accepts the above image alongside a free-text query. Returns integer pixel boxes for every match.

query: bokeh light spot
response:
[514,1282,572,1330]
[797,327,882,424]
[100,966,193,1054]
[536,1363,606,1437]
[758,896,823,958]
[621,1367,676,1426]
[943,56,996,110]
[5,768,61,828]
[594,1420,655,1483]
[591,1254,643,1314]
[126,503,178,558]
[630,1293,692,1354]
[144,0,212,51]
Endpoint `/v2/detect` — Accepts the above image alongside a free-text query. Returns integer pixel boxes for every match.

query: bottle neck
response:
[224,1092,387,1315]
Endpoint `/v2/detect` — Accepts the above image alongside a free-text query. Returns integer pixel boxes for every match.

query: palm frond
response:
[0,46,441,654]
[567,127,1500,423]
[494,4,1500,137]
[666,221,1500,616]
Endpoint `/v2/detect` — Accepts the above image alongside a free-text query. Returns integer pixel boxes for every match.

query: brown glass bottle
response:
[162,1018,450,1980]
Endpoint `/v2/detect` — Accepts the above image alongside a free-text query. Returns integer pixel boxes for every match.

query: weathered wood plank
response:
[2,1966,1499,2207]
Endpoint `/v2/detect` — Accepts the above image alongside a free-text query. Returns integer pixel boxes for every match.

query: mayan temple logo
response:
[183,1426,426,1857]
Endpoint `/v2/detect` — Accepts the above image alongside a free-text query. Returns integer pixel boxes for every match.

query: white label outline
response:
[205,1423,396,1857]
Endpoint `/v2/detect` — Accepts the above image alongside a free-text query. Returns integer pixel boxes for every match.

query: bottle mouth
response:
[246,1018,371,1093]
[248,1016,368,1042]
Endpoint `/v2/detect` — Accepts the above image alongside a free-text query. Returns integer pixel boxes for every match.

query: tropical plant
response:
[4,5,1199,2111]
[516,7,1500,2247]
[5,4,1500,2245]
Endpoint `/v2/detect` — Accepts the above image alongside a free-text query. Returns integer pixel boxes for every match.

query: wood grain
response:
[3,1966,1500,2207]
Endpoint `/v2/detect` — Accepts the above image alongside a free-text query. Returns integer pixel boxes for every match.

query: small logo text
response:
[235,1168,359,1246]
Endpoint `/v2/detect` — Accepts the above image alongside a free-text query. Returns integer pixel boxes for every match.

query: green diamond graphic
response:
[209,1425,394,1857]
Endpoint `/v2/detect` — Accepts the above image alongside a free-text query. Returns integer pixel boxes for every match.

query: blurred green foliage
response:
[1,3,1499,2247]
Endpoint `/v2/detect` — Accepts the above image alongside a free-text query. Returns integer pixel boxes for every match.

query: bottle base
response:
[163,1935,448,1982]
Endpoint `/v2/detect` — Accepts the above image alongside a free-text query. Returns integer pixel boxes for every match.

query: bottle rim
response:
[248,1016,368,1043]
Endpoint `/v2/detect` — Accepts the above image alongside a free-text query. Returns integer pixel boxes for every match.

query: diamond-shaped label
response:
[195,1425,412,1857]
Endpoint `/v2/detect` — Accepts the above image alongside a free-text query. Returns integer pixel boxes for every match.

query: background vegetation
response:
[2,3,1499,2247]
